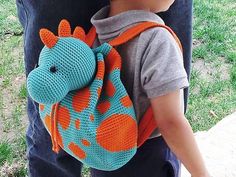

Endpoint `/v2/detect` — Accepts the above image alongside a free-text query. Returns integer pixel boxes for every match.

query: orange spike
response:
[58,19,71,37]
[73,26,86,41]
[85,26,96,47]
[39,29,58,48]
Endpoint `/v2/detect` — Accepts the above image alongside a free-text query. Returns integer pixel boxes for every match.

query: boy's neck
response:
[108,1,150,17]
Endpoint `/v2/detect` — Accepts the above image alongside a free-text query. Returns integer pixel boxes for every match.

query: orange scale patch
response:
[57,106,71,130]
[95,61,105,80]
[75,119,80,130]
[44,114,52,133]
[97,101,111,114]
[120,95,133,107]
[97,87,102,96]
[72,87,91,112]
[81,139,91,146]
[105,48,121,74]
[68,142,86,159]
[96,114,137,152]
[39,104,45,111]
[56,130,64,148]
[105,80,116,97]
[90,114,94,122]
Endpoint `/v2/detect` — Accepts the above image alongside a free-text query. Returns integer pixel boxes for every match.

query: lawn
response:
[0,0,235,176]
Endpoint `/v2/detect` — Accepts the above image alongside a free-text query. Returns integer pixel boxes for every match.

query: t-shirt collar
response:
[90,5,165,43]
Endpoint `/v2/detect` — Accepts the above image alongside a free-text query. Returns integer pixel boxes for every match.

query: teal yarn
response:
[25,18,185,172]
[26,19,141,171]
[27,37,96,104]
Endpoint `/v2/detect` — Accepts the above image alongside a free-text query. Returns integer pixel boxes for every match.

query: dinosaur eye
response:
[50,65,57,73]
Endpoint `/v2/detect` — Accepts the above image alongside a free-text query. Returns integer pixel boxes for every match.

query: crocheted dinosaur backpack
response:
[27,19,182,171]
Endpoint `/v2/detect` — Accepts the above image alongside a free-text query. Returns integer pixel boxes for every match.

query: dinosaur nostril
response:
[50,65,57,73]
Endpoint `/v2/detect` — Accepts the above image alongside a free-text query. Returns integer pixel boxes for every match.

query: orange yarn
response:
[85,26,97,47]
[50,103,60,153]
[73,26,86,41]
[39,29,58,48]
[105,80,116,97]
[120,95,133,108]
[137,106,157,147]
[104,48,122,74]
[57,106,71,130]
[81,139,91,146]
[39,104,45,111]
[46,21,183,156]
[44,114,52,133]
[95,61,105,80]
[68,142,86,159]
[108,21,183,52]
[96,114,137,152]
[58,19,71,37]
[40,19,87,50]
[75,119,81,130]
[97,101,111,114]
[90,114,95,122]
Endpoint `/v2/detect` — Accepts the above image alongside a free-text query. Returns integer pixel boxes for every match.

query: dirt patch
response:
[0,73,27,140]
[193,39,204,49]
[191,57,230,82]
[0,161,27,177]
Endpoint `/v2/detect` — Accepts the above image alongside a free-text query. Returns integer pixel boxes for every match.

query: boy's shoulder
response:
[134,24,182,64]
[135,24,189,99]
[138,24,180,50]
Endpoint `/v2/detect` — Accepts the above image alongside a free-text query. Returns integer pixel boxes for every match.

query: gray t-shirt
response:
[90,5,189,138]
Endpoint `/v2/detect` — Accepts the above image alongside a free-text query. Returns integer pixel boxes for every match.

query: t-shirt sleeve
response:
[140,27,190,99]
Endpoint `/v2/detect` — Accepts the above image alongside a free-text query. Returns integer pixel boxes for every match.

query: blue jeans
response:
[16,0,192,176]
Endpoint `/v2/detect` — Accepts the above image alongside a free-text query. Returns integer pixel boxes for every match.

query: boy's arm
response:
[150,89,210,177]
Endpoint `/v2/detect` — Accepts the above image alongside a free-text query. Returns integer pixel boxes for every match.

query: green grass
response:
[0,0,22,36]
[18,84,27,99]
[231,64,236,89]
[0,141,13,166]
[186,0,236,131]
[0,0,27,176]
[0,137,27,176]
[0,0,235,176]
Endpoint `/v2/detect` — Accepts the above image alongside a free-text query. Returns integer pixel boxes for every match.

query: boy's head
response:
[109,0,175,13]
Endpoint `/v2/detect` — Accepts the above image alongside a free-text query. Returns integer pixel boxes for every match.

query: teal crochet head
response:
[27,20,97,104]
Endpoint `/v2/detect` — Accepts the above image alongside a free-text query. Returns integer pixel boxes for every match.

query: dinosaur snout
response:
[27,68,69,104]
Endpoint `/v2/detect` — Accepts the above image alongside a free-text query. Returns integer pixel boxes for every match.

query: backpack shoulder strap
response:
[108,21,183,52]
[85,22,183,148]
[86,21,182,52]
[108,22,184,148]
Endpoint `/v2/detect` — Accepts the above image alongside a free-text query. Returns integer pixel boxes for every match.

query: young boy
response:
[89,0,210,177]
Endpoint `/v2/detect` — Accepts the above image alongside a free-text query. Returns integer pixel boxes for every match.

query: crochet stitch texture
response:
[27,20,138,170]
[27,19,182,171]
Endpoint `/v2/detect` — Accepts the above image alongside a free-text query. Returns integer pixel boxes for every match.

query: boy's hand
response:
[150,89,210,177]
